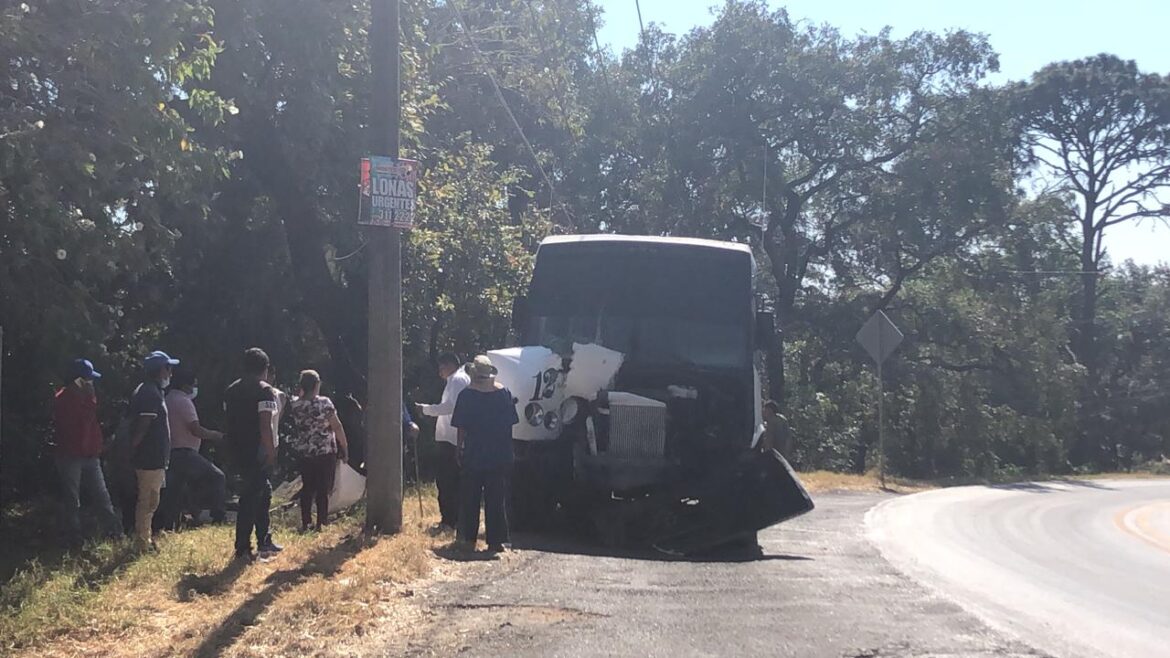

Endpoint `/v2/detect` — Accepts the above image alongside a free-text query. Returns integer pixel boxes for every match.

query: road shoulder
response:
[376,492,1046,657]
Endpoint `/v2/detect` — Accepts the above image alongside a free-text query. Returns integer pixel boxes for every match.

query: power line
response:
[448,0,574,229]
[588,7,614,96]
[633,0,656,83]
[1002,270,1108,276]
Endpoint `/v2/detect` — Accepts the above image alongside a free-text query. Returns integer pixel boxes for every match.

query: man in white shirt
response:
[160,368,226,528]
[417,352,469,529]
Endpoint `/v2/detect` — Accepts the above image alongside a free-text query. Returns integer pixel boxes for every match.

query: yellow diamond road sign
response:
[856,310,903,364]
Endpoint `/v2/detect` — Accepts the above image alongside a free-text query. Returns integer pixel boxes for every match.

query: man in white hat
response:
[451,355,519,552]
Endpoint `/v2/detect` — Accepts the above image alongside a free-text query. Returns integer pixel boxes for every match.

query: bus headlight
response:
[544,411,560,431]
[524,402,545,427]
[559,396,585,426]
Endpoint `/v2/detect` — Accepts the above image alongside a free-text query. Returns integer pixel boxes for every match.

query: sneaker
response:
[487,543,510,554]
[233,550,256,563]
[257,538,283,554]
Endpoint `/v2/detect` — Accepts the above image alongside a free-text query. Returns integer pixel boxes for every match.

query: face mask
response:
[160,377,172,389]
[191,386,199,400]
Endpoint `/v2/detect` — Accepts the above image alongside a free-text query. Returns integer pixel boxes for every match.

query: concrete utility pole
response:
[0,326,4,526]
[365,0,404,533]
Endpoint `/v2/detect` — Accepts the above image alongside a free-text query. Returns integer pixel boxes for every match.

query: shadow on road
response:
[989,479,1115,493]
[507,531,813,564]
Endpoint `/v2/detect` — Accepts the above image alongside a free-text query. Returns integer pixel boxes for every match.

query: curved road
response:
[868,479,1170,658]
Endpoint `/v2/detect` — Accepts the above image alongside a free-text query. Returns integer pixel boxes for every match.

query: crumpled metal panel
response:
[647,449,815,555]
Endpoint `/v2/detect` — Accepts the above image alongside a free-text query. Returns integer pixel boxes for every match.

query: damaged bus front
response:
[490,235,813,554]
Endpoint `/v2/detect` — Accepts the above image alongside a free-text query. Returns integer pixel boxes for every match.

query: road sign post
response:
[877,350,885,489]
[856,310,903,489]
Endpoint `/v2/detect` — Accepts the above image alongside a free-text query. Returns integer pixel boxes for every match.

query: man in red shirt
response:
[53,358,120,545]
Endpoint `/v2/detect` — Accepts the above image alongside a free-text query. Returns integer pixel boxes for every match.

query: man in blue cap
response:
[52,358,120,545]
[128,350,179,547]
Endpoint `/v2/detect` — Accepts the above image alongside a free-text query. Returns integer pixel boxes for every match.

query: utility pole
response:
[0,326,4,527]
[365,0,403,533]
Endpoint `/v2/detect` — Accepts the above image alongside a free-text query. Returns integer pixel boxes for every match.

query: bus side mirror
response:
[755,311,776,351]
[511,295,529,332]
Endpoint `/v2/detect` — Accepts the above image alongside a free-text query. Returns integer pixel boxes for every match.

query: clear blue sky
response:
[595,0,1170,266]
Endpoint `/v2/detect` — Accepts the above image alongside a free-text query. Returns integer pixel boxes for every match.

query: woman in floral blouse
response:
[288,370,349,531]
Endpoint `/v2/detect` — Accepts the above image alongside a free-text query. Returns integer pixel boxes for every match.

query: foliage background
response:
[2,0,1168,503]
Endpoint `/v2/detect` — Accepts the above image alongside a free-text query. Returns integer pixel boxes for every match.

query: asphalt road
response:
[390,493,1041,657]
[868,479,1170,658]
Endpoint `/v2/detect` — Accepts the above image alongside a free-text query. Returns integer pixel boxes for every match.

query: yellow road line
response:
[1114,502,1170,555]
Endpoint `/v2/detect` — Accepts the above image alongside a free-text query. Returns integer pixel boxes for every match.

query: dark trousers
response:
[235,466,272,553]
[299,453,337,529]
[158,448,227,528]
[436,442,461,527]
[113,478,136,536]
[458,466,509,546]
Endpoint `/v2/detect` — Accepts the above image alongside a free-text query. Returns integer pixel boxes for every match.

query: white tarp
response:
[329,461,366,511]
[275,461,367,515]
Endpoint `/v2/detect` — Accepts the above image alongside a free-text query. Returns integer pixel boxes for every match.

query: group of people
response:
[53,346,354,558]
[417,353,519,552]
[52,350,226,548]
[52,344,521,558]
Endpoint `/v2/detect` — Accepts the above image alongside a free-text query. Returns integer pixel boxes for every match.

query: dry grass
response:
[4,485,451,658]
[798,470,934,494]
[798,468,1170,495]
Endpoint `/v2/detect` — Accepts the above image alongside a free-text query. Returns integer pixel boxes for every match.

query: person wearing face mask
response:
[158,367,227,529]
[51,358,121,546]
[128,350,179,548]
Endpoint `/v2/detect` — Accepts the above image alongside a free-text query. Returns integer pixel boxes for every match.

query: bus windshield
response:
[522,243,753,369]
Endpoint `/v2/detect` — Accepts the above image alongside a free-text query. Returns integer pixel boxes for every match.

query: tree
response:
[180,0,557,401]
[0,0,227,498]
[1019,54,1170,464]
[592,1,1002,408]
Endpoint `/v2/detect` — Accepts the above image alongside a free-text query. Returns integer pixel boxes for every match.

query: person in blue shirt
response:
[451,355,519,552]
[129,350,179,548]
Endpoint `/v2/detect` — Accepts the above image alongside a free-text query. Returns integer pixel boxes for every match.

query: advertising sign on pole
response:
[359,156,418,229]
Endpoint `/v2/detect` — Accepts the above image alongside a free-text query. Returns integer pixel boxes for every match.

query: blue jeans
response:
[158,448,227,528]
[56,456,120,544]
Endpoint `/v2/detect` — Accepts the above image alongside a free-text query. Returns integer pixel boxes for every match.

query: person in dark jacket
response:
[128,351,179,548]
[224,347,282,560]
[52,358,120,545]
[451,355,519,553]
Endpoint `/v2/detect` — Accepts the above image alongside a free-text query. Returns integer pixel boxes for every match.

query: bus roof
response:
[540,234,754,257]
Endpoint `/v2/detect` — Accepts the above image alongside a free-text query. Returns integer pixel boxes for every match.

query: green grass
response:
[0,486,441,656]
[0,498,341,652]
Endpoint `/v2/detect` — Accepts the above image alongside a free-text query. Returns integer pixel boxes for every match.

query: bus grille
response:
[607,393,667,459]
